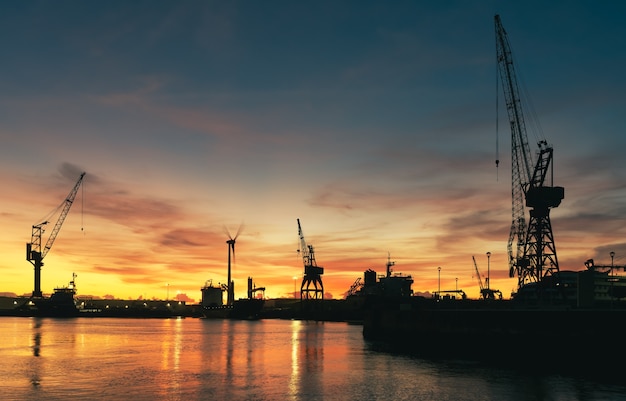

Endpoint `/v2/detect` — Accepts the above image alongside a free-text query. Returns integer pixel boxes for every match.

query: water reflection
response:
[0,318,621,400]
[225,320,234,390]
[31,318,42,357]
[30,318,42,389]
[289,320,300,400]
[300,321,324,398]
[285,320,334,399]
[159,318,184,395]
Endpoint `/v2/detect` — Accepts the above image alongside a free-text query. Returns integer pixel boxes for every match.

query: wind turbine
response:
[224,223,243,306]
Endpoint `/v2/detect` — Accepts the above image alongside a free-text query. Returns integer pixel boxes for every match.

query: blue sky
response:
[1,1,625,301]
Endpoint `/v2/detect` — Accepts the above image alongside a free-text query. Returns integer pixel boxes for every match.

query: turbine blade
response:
[234,221,244,240]
[223,225,232,240]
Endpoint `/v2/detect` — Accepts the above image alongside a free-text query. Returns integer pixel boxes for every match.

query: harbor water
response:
[0,317,624,401]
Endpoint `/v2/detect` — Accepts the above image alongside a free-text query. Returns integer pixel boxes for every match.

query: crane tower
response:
[27,172,86,298]
[297,218,324,300]
[495,15,564,290]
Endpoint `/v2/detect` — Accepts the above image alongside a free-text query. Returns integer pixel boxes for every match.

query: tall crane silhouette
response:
[297,218,324,300]
[27,172,86,298]
[495,15,564,290]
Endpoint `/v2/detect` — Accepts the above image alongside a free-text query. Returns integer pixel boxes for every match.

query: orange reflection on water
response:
[158,318,184,395]
[13,318,357,399]
[288,319,301,400]
[4,317,380,400]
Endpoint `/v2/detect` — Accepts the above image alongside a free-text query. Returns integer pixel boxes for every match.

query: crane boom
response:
[41,172,86,259]
[495,15,564,290]
[473,256,486,292]
[27,172,85,297]
[297,218,316,268]
[495,14,533,280]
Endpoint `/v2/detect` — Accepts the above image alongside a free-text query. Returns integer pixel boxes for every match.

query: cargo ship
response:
[361,260,626,365]
[200,278,265,320]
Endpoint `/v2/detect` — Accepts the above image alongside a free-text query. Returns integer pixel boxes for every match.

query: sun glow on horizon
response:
[1,3,626,304]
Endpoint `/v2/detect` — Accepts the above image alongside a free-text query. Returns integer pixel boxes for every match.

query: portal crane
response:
[495,15,564,291]
[27,172,85,298]
[472,256,502,300]
[296,218,324,300]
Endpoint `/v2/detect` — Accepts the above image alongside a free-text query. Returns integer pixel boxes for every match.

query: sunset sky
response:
[1,1,625,302]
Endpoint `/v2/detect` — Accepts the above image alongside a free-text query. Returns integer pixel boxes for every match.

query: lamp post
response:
[293,276,297,299]
[438,266,441,298]
[486,252,491,290]
[455,277,458,291]
[610,251,616,303]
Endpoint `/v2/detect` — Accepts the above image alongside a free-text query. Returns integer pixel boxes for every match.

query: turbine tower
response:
[224,224,242,306]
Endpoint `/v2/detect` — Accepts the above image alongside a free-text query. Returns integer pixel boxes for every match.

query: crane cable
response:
[81,178,85,233]
[495,41,500,181]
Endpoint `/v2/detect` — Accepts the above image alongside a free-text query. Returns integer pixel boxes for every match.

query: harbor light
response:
[486,252,491,290]
[438,266,441,297]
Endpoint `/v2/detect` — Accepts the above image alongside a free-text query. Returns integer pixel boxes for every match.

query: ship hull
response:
[32,297,79,317]
[363,295,626,364]
[202,298,265,320]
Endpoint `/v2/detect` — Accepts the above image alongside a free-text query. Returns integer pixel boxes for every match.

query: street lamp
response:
[166,283,169,301]
[610,251,616,303]
[293,276,298,299]
[486,252,491,290]
[438,266,441,297]
[455,277,458,291]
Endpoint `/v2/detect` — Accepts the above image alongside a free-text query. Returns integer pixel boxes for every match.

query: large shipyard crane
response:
[297,218,324,300]
[495,15,564,290]
[27,172,86,298]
